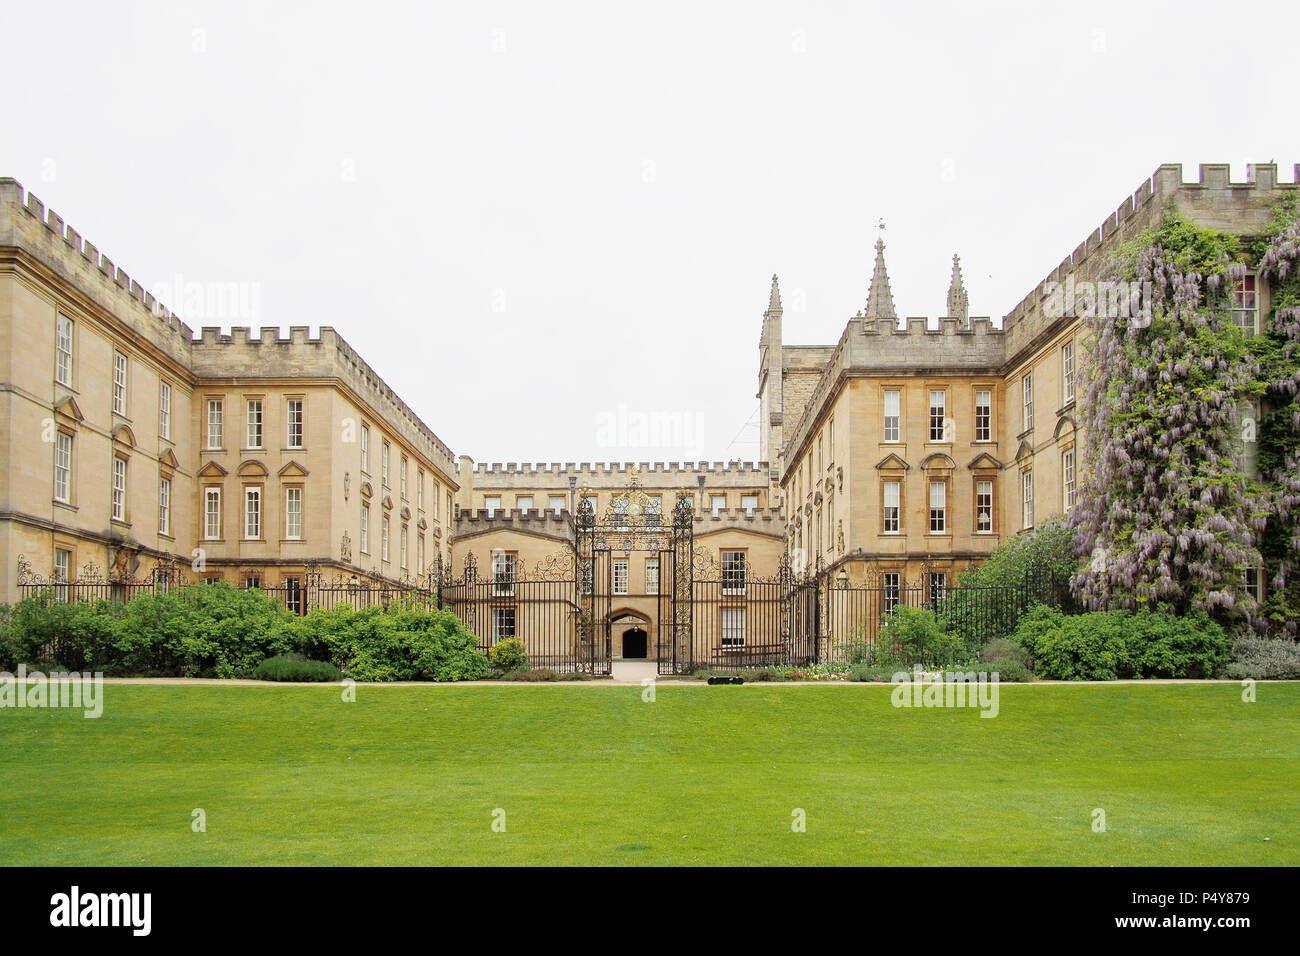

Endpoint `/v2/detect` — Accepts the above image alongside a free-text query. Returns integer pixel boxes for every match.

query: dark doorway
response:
[623,627,648,659]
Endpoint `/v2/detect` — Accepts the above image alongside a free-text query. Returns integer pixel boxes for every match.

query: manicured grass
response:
[2,682,1297,865]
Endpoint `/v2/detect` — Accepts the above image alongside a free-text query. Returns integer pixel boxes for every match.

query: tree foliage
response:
[956,514,1079,590]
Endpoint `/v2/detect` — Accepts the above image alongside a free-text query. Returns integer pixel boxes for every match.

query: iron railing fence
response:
[15,555,1074,677]
[260,584,437,615]
[16,580,171,604]
[794,566,1076,667]
[689,575,791,671]
[440,575,604,673]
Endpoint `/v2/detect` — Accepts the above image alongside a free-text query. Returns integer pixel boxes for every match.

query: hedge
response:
[1,584,490,681]
[1009,605,1230,680]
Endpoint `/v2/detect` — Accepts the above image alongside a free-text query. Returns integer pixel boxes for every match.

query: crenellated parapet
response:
[859,315,1001,337]
[0,178,194,367]
[1001,162,1300,362]
[460,458,773,494]
[192,324,332,364]
[470,460,769,476]
[693,506,787,537]
[190,324,456,476]
[780,309,1006,475]
[1,177,458,479]
[453,508,576,541]
[333,334,456,473]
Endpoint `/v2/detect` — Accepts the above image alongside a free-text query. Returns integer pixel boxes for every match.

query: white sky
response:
[5,1,1297,464]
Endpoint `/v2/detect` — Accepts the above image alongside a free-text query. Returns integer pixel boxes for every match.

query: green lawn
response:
[2,682,1297,865]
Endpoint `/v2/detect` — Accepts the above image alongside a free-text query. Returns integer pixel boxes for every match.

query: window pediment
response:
[875,453,910,472]
[237,459,270,478]
[920,453,956,471]
[967,452,1004,471]
[54,395,85,424]
[112,424,137,448]
[197,460,228,478]
[278,460,310,479]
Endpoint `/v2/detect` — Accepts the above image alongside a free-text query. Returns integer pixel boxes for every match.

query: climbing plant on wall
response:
[1070,211,1271,630]
[1248,196,1300,635]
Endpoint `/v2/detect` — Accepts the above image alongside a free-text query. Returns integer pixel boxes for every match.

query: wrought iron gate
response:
[573,491,694,677]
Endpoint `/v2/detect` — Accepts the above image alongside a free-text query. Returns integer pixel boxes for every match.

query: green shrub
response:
[499,667,558,681]
[956,515,1080,590]
[849,662,893,682]
[939,515,1082,652]
[112,584,293,678]
[8,594,118,670]
[1010,605,1230,680]
[1226,636,1300,680]
[10,585,295,677]
[876,606,969,669]
[980,637,1032,668]
[0,604,12,670]
[981,659,1031,682]
[1124,609,1231,678]
[977,637,1033,682]
[495,667,596,682]
[253,654,341,682]
[292,604,490,682]
[835,640,875,665]
[2,585,495,682]
[489,637,530,673]
[287,605,359,663]
[1011,606,1126,680]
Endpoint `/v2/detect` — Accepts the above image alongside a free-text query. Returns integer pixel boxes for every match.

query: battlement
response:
[1002,162,1300,339]
[457,508,576,522]
[0,178,194,363]
[859,315,1001,336]
[468,460,770,477]
[190,325,456,475]
[333,335,457,472]
[695,505,786,526]
[780,308,1006,478]
[453,509,576,539]
[190,324,339,380]
[195,325,328,347]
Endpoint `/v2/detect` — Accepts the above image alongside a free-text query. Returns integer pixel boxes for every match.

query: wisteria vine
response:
[1070,215,1270,629]
[1251,197,1300,635]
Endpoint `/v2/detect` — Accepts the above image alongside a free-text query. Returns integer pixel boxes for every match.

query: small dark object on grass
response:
[707,675,744,685]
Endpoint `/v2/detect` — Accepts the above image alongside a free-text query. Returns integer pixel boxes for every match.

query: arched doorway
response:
[622,627,648,659]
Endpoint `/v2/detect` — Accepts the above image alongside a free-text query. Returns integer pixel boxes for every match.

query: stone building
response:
[0,179,456,606]
[453,460,785,658]
[1,162,1294,660]
[763,162,1295,596]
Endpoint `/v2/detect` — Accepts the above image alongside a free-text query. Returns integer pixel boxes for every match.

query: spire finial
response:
[946,252,970,326]
[768,273,782,312]
[865,239,897,320]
